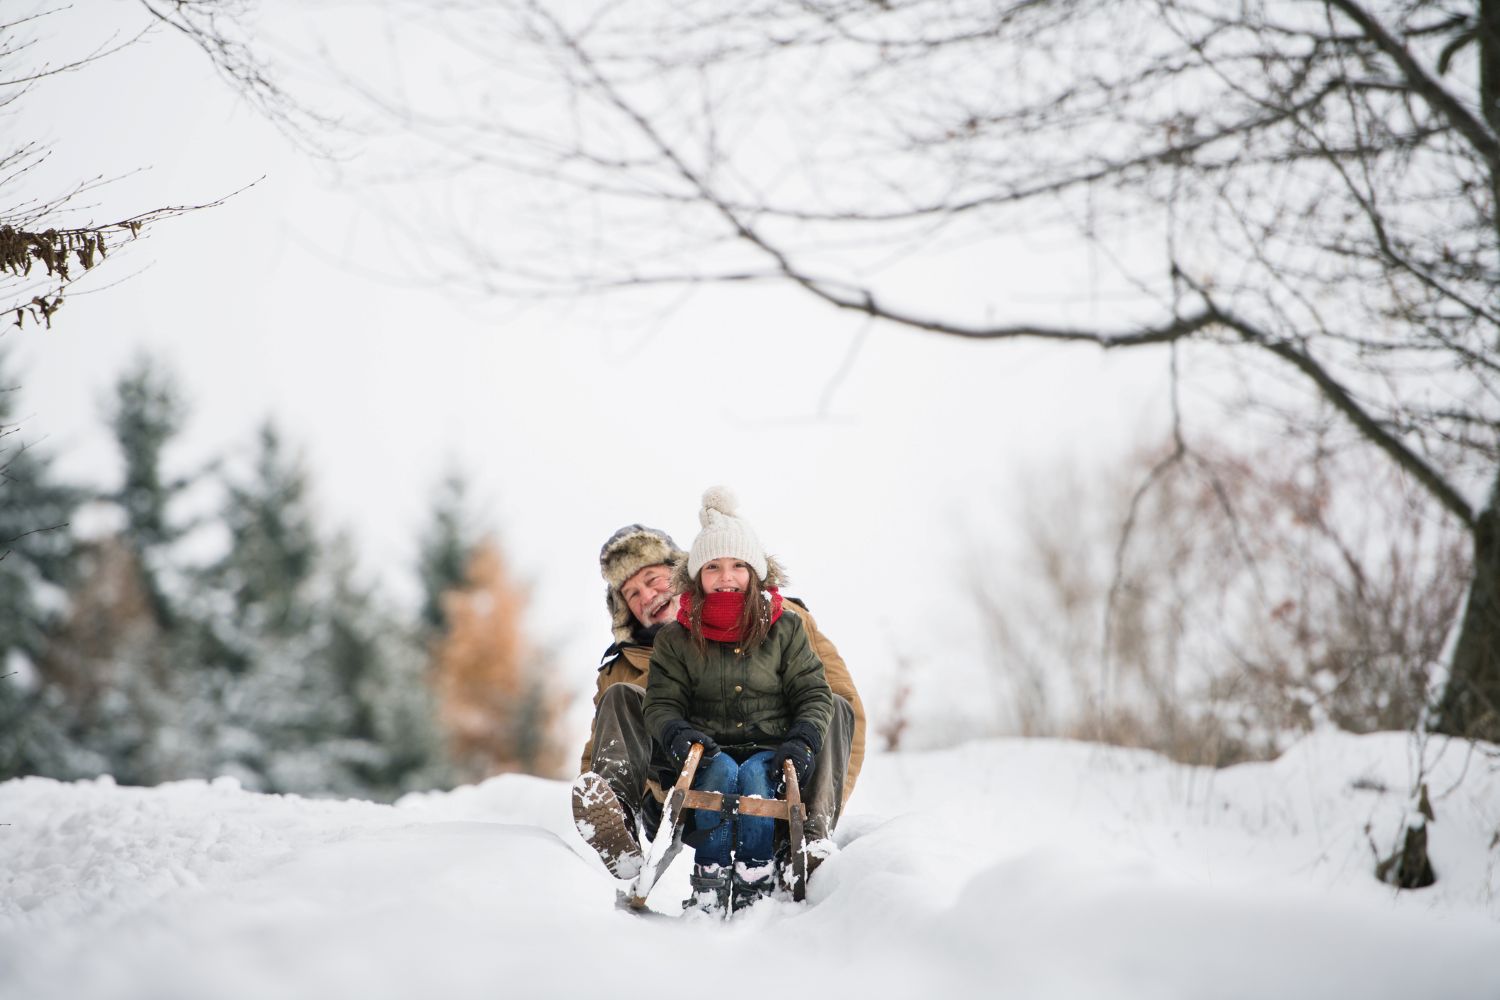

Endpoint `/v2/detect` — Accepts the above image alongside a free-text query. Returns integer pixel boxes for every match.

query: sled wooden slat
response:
[622,743,703,910]
[783,762,807,902]
[681,791,793,818]
[622,743,810,911]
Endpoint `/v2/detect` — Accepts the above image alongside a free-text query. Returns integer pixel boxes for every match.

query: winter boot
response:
[682,863,731,917]
[803,838,837,882]
[776,837,837,897]
[732,859,777,911]
[571,771,643,880]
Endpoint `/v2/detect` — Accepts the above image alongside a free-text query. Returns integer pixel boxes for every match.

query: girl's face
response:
[699,558,752,594]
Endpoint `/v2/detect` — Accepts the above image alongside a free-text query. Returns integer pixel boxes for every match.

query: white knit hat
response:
[687,486,768,581]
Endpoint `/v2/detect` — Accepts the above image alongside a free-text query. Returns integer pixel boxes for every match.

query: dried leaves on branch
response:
[0,1,313,330]
[1,211,180,329]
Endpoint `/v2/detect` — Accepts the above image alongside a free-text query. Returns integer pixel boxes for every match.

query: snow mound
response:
[2,732,1498,999]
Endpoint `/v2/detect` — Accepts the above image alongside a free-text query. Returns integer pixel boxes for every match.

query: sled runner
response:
[619,742,808,912]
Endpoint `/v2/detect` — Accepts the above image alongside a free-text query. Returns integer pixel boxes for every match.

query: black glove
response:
[773,721,821,791]
[660,720,719,767]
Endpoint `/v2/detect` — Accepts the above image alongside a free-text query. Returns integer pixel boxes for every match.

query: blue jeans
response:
[690,750,777,869]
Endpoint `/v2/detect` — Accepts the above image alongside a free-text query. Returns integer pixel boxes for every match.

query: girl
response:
[643,487,833,915]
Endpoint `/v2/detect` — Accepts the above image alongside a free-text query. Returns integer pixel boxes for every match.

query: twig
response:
[2,522,67,545]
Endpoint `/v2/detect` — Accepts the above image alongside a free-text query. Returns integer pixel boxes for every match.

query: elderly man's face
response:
[622,564,679,627]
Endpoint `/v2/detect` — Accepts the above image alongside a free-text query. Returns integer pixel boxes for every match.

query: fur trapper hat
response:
[683,486,786,588]
[600,523,684,643]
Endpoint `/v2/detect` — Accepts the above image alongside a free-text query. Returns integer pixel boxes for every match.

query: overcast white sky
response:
[8,1,1176,746]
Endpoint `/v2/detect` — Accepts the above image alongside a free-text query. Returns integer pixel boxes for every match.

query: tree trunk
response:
[1484,0,1500,251]
[1483,0,1500,136]
[1433,474,1500,742]
[1436,0,1500,742]
[1374,784,1436,889]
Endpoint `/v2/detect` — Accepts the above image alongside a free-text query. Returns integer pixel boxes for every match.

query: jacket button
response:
[733,648,741,654]
[735,685,743,693]
[736,722,743,728]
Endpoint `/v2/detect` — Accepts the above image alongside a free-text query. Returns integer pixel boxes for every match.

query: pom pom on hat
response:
[698,486,739,525]
[688,485,768,581]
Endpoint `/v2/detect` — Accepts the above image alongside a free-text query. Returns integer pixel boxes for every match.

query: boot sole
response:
[572,772,644,880]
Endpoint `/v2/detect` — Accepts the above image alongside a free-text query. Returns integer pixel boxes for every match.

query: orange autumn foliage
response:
[431,537,567,779]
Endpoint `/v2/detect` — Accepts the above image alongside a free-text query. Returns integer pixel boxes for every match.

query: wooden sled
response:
[619,742,808,912]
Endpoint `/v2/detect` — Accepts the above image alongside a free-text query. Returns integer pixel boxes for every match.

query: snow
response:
[3,732,1498,999]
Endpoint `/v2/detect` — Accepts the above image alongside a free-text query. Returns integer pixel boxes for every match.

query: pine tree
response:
[215,423,319,637]
[416,471,479,638]
[32,353,217,786]
[102,354,193,627]
[0,355,81,666]
[194,424,451,799]
[0,355,85,780]
[319,536,453,798]
[202,422,336,792]
[2,352,200,784]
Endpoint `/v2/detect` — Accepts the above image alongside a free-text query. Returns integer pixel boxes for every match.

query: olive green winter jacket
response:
[643,611,834,754]
[580,600,868,806]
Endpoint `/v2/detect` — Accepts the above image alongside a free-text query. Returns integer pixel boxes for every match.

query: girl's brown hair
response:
[689,567,773,655]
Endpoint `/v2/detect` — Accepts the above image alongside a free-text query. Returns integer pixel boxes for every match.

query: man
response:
[572,523,865,883]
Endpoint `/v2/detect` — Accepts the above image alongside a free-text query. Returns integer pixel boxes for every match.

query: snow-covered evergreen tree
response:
[203,424,452,799]
[217,424,318,636]
[0,355,86,780]
[0,390,79,662]
[319,537,454,798]
[22,357,227,786]
[200,422,335,791]
[55,357,215,784]
[416,471,479,638]
[7,360,455,797]
[102,355,195,628]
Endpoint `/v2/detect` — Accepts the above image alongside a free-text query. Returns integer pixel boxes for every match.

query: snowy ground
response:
[3,732,1499,1000]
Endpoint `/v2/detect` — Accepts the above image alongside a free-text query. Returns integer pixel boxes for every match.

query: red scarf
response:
[677,588,784,643]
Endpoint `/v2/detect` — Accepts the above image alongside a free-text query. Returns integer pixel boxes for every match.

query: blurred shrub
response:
[974,436,1465,766]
